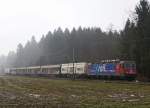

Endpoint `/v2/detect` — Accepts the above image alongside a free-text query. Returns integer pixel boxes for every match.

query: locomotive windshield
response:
[124,62,136,69]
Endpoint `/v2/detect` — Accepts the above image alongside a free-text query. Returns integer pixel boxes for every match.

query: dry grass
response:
[0,76,149,108]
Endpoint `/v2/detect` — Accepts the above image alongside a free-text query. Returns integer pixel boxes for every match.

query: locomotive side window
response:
[132,64,136,69]
[125,63,130,68]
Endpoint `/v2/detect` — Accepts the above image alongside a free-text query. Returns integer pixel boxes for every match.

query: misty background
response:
[0,0,138,55]
[0,0,150,79]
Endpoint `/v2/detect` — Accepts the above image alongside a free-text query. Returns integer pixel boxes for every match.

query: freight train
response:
[6,59,137,80]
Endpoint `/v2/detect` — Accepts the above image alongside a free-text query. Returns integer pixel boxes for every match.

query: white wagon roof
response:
[61,62,88,67]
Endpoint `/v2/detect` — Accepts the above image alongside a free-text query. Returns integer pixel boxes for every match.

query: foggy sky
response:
[0,0,143,55]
